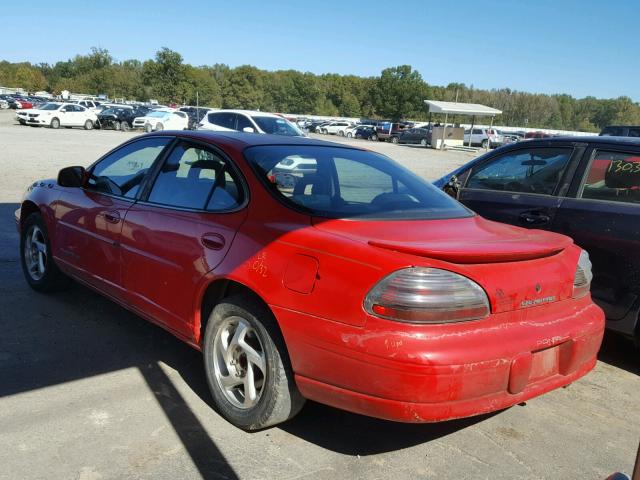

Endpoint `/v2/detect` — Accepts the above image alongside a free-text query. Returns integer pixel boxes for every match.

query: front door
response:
[120,140,248,338]
[54,136,172,298]
[458,146,580,229]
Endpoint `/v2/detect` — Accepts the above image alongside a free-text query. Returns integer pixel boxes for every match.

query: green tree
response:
[373,65,428,121]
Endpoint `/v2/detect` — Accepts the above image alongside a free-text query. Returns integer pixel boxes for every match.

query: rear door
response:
[552,144,640,333]
[121,139,248,337]
[458,145,583,228]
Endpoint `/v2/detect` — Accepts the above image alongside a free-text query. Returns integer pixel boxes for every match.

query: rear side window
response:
[466,148,572,195]
[245,145,471,220]
[208,112,236,130]
[148,142,243,211]
[580,150,640,204]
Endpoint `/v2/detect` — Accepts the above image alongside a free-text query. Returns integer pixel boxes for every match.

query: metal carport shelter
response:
[423,100,502,149]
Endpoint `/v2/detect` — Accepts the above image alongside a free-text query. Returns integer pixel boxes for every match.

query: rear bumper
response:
[274,297,604,422]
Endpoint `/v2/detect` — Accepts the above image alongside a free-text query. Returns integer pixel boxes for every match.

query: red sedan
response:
[16,131,604,430]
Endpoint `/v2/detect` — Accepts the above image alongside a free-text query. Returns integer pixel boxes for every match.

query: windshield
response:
[251,116,302,136]
[148,111,170,118]
[245,145,472,220]
[40,103,60,110]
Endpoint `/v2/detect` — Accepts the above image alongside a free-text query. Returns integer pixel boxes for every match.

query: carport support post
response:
[468,115,475,147]
[440,113,448,150]
[488,116,495,149]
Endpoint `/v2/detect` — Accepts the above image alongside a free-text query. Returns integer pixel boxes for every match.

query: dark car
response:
[97,106,150,131]
[354,125,378,140]
[393,127,432,146]
[376,122,409,142]
[179,106,208,130]
[434,136,640,343]
[600,125,640,138]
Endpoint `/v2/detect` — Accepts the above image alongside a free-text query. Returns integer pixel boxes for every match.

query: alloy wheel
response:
[213,316,266,409]
[24,225,47,281]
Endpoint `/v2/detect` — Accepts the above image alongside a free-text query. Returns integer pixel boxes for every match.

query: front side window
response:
[580,150,640,204]
[245,145,470,220]
[148,142,243,211]
[466,148,572,195]
[236,114,253,131]
[87,137,171,198]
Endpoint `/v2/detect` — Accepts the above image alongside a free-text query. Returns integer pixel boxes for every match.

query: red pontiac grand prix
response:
[16,131,604,430]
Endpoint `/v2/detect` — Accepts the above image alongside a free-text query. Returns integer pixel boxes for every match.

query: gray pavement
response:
[0,110,638,480]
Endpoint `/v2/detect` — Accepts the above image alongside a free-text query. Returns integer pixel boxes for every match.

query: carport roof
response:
[424,100,502,117]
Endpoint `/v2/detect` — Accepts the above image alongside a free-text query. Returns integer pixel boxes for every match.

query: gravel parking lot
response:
[0,109,638,480]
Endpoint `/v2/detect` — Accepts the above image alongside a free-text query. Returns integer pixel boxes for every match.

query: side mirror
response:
[242,127,255,133]
[443,174,461,199]
[57,166,86,188]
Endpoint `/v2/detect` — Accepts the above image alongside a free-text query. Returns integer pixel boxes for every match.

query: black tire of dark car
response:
[20,213,70,292]
[420,138,427,146]
[203,295,305,430]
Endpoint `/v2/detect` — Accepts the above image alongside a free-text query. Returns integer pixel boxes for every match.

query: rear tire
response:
[203,295,305,430]
[346,132,352,138]
[481,139,489,149]
[391,136,399,144]
[338,131,344,137]
[420,138,427,146]
[370,134,377,141]
[144,123,153,133]
[50,118,60,129]
[156,123,164,131]
[84,120,94,130]
[120,121,130,132]
[20,213,70,292]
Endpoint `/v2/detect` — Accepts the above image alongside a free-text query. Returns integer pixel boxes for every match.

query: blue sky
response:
[2,0,638,100]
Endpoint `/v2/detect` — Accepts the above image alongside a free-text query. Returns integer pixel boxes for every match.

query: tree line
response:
[1,47,639,132]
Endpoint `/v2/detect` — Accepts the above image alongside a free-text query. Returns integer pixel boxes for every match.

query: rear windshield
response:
[245,145,472,220]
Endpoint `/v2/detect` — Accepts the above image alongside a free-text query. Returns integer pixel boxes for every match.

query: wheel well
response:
[20,201,40,227]
[199,279,275,345]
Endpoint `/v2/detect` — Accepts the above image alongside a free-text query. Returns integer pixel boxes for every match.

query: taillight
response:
[364,267,490,324]
[573,250,593,298]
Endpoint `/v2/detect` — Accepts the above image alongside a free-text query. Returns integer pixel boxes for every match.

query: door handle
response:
[519,212,551,225]
[201,233,225,250]
[103,210,121,224]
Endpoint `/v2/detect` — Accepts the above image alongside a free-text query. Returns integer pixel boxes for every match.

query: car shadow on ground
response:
[598,331,640,375]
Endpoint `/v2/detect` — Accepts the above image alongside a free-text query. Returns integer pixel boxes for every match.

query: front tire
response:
[370,134,377,141]
[120,121,130,132]
[481,139,489,149]
[420,138,427,146]
[203,295,305,430]
[20,213,70,292]
[144,123,153,133]
[50,118,60,129]
[391,136,399,144]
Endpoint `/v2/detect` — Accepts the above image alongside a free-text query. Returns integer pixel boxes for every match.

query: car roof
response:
[520,135,640,146]
[148,130,367,151]
[209,109,282,118]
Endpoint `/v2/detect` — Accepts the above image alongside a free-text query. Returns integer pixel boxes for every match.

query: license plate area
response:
[529,345,560,382]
